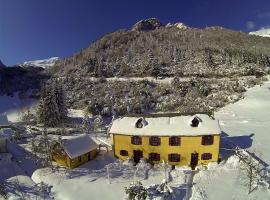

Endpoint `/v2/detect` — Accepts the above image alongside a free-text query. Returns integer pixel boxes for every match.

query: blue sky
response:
[1,0,270,66]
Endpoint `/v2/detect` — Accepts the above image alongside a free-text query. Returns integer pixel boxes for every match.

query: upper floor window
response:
[149,136,161,146]
[131,136,142,145]
[149,153,160,161]
[201,153,212,160]
[169,136,181,146]
[120,150,128,156]
[202,135,214,145]
[168,153,181,162]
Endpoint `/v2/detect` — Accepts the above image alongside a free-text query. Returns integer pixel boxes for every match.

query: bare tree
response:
[236,149,269,194]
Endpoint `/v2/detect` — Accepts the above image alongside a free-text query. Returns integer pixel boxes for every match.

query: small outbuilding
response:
[52,134,98,169]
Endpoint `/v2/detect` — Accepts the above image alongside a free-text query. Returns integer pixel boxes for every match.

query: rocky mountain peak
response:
[132,18,163,31]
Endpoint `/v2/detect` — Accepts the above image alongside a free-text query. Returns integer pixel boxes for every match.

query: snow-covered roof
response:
[61,134,98,159]
[109,114,221,136]
[0,113,9,126]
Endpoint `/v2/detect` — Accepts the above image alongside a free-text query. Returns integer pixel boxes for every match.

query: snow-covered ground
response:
[216,77,270,163]
[0,93,37,123]
[1,76,270,199]
[191,76,270,200]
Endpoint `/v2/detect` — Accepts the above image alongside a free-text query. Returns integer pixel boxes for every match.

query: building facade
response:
[110,113,221,169]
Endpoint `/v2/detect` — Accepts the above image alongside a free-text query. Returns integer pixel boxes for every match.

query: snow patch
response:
[19,57,60,68]
[249,28,270,37]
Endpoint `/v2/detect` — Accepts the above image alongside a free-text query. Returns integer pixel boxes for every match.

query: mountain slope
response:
[51,18,270,78]
[45,18,270,115]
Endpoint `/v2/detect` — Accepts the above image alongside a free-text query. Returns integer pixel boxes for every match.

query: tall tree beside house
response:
[38,81,67,127]
[93,115,104,132]
[82,111,93,134]
[54,81,68,122]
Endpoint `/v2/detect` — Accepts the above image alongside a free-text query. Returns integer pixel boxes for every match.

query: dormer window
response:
[190,116,201,127]
[135,118,147,128]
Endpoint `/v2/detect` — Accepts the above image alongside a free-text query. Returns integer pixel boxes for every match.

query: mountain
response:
[20,57,60,69]
[0,60,6,68]
[51,18,270,78]
[47,18,270,115]
[249,28,270,37]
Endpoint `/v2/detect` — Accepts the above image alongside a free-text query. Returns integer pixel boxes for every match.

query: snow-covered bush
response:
[125,181,149,200]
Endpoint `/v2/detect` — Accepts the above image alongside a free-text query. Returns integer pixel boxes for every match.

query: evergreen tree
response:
[38,83,61,127]
[54,81,68,122]
[82,111,93,134]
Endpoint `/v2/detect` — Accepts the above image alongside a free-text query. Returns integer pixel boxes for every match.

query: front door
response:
[133,150,143,163]
[190,153,199,170]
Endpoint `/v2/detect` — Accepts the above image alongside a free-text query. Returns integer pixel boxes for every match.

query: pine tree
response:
[54,81,68,123]
[38,81,67,127]
[82,111,93,134]
[38,83,60,127]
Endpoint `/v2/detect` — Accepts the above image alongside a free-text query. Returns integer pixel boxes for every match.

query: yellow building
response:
[52,134,98,169]
[109,113,221,169]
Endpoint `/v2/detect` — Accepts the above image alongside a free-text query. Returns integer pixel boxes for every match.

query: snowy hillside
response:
[19,57,60,68]
[0,60,6,68]
[1,77,270,200]
[249,28,270,37]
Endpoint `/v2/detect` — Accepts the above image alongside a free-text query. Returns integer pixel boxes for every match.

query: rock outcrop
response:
[132,18,163,31]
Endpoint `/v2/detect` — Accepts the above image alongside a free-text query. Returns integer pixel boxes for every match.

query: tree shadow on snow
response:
[220,131,254,160]
[220,131,270,170]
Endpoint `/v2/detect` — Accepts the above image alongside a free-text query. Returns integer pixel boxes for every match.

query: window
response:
[149,136,161,146]
[78,156,82,162]
[191,117,200,127]
[168,154,181,162]
[135,118,144,128]
[201,153,212,160]
[202,135,214,145]
[131,136,142,145]
[169,136,181,146]
[149,153,160,161]
[120,150,128,156]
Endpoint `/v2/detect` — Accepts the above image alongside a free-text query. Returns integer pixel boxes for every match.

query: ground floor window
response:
[168,153,181,162]
[201,153,212,160]
[78,156,82,162]
[120,150,128,156]
[149,153,160,161]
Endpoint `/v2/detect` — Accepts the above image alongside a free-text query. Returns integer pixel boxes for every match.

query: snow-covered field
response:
[1,76,270,200]
[0,93,37,123]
